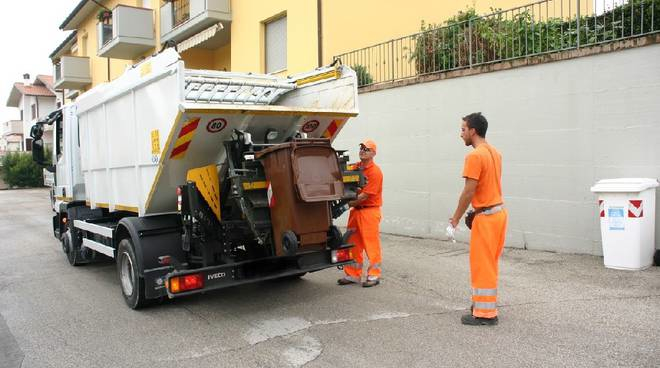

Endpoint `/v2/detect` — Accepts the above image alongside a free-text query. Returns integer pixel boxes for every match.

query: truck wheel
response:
[117,238,148,309]
[62,230,82,266]
[282,231,298,256]
[654,249,660,266]
[61,232,69,254]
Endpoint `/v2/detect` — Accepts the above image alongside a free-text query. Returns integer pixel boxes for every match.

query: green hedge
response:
[412,0,660,73]
[0,152,45,188]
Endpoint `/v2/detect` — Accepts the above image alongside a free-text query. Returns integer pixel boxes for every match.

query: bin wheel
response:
[117,238,148,309]
[282,231,298,256]
[654,249,660,267]
[327,225,342,250]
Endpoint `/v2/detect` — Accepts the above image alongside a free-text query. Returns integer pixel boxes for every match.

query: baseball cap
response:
[360,139,377,153]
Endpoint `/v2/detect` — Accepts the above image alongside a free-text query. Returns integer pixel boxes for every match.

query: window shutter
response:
[265,16,287,74]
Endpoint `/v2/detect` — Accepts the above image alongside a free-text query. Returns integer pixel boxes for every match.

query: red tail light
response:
[176,187,182,211]
[167,273,203,293]
[331,249,352,263]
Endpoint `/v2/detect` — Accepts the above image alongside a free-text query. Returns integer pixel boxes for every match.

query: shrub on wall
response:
[352,64,374,87]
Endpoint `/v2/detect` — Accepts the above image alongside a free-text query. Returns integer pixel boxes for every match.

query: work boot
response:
[337,277,357,286]
[460,314,498,326]
[362,277,380,288]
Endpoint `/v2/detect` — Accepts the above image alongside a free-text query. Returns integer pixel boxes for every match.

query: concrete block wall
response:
[334,43,660,255]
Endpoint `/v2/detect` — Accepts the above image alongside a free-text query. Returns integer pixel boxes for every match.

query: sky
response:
[0,0,80,123]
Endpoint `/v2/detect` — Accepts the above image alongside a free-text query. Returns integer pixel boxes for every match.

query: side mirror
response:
[30,124,43,140]
[32,139,45,164]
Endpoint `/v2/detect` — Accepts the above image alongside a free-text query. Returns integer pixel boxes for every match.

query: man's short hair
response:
[463,112,488,138]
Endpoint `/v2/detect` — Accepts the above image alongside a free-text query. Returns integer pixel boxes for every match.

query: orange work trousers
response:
[343,207,382,282]
[470,209,508,318]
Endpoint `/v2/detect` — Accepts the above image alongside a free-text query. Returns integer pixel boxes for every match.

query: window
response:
[71,38,78,55]
[31,104,37,120]
[25,138,33,151]
[265,16,287,74]
[20,110,23,121]
[173,0,190,27]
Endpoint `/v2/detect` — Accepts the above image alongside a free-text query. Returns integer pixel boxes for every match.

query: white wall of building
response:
[334,44,660,255]
[19,94,56,150]
[0,120,23,152]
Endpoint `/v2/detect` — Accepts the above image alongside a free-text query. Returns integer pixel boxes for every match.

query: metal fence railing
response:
[334,0,660,87]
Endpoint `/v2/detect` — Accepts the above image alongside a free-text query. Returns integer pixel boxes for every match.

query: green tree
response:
[0,152,45,188]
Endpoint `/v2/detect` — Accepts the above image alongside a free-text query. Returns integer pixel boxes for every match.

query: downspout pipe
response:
[317,0,323,67]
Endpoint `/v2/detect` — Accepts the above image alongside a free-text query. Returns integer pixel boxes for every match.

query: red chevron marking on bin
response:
[628,200,643,218]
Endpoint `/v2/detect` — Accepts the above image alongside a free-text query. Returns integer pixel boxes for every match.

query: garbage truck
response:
[30,48,361,309]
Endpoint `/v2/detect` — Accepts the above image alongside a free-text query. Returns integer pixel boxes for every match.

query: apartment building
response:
[49,0,530,97]
[5,74,61,151]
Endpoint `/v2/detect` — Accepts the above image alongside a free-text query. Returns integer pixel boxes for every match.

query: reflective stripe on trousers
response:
[473,288,497,296]
[473,302,497,310]
[368,262,381,278]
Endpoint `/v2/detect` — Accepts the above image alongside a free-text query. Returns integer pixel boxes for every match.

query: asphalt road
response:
[1,188,659,368]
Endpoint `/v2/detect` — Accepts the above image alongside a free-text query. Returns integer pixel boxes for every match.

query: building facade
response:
[49,0,530,97]
[5,75,61,151]
[0,120,24,154]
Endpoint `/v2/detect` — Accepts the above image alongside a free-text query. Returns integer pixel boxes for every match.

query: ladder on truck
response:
[183,70,296,105]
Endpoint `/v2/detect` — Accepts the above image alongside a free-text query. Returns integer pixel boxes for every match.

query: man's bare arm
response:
[449,178,478,227]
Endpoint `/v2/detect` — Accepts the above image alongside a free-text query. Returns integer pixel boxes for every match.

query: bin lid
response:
[590,178,659,193]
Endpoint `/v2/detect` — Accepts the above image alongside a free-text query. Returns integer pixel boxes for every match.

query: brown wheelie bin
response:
[256,139,344,256]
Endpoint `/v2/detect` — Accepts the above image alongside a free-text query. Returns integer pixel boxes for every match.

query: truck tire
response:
[117,238,148,309]
[654,249,660,266]
[62,230,83,266]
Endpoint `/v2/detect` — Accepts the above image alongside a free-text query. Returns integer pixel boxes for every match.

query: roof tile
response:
[14,83,56,97]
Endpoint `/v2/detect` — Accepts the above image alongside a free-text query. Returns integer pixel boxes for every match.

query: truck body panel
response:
[74,49,357,216]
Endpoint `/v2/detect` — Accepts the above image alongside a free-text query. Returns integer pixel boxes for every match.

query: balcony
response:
[160,0,231,47]
[98,5,155,60]
[2,121,23,137]
[53,56,91,90]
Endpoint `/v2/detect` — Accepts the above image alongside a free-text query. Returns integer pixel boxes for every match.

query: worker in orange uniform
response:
[338,139,383,288]
[449,112,508,326]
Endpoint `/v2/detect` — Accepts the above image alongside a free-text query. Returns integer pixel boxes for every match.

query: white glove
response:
[445,224,457,243]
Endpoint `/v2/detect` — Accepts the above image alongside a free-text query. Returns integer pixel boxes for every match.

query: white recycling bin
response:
[590,178,659,270]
